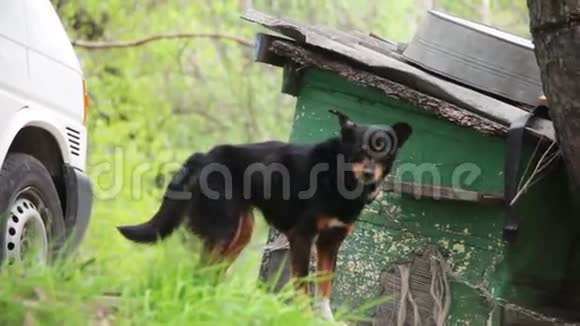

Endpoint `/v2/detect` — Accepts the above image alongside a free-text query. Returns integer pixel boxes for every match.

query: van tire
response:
[0,153,66,264]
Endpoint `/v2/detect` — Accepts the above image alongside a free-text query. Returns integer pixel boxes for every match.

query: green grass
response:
[0,146,384,325]
[0,189,344,325]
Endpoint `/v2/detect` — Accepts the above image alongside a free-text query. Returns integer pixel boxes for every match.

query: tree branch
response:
[72,32,253,49]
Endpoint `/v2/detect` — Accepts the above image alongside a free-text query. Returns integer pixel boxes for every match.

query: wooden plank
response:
[254,33,287,67]
[270,39,508,136]
[383,180,504,205]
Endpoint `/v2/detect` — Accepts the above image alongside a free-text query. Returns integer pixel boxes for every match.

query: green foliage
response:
[0,1,531,324]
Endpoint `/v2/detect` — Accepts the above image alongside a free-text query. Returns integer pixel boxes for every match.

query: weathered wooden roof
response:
[242,9,554,141]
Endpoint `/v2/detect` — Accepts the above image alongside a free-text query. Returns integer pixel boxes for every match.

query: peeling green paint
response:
[284,69,509,323]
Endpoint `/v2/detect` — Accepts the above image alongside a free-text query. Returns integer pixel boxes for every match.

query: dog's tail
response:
[117,153,205,243]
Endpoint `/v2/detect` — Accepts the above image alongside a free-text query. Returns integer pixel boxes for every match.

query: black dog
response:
[117,110,411,320]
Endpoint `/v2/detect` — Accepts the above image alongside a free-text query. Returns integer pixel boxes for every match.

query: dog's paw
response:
[315,298,335,321]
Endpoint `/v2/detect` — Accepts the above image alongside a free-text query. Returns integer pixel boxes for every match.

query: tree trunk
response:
[527,1,580,197]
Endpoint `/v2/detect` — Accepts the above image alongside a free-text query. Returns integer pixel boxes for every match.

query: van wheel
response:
[0,153,66,265]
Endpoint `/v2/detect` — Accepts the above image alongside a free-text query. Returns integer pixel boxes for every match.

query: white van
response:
[0,0,92,264]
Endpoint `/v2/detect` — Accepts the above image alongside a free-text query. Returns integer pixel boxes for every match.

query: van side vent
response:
[66,127,81,157]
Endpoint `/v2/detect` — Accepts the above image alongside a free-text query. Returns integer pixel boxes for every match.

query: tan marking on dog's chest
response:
[317,216,355,234]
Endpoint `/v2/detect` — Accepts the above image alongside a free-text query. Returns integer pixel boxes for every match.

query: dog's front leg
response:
[288,231,315,295]
[315,227,350,321]
[366,181,383,204]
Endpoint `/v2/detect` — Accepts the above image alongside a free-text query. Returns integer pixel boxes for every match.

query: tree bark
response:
[527,1,580,196]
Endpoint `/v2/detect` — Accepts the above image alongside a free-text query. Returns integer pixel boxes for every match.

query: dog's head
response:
[330,109,412,184]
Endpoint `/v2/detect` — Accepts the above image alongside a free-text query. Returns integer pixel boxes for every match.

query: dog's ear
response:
[329,109,355,130]
[392,122,412,148]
